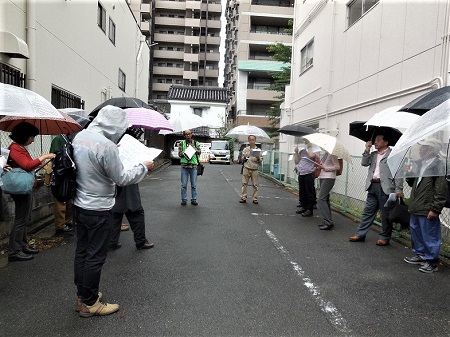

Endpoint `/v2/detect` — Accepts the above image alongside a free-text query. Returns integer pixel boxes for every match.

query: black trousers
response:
[299,173,315,212]
[109,206,147,248]
[74,206,112,306]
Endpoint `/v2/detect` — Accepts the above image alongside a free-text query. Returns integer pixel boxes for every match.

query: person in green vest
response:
[178,129,201,206]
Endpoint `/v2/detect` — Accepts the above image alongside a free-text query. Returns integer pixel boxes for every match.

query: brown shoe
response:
[75,292,103,312]
[376,239,389,246]
[137,240,155,250]
[349,235,366,242]
[120,224,130,231]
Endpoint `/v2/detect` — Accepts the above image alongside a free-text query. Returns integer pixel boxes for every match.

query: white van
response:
[209,140,231,164]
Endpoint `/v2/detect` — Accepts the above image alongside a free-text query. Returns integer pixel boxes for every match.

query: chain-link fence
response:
[260,151,450,258]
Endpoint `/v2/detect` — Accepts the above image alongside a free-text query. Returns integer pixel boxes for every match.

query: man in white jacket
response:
[72,106,153,318]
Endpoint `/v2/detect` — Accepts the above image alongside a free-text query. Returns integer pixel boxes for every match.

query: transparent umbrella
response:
[364,106,420,131]
[387,98,450,178]
[302,133,353,163]
[226,124,270,139]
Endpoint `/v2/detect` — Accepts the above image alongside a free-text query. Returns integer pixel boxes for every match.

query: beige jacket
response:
[242,146,261,170]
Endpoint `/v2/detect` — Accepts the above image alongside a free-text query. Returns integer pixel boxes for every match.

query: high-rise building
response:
[130,0,222,106]
[224,0,294,130]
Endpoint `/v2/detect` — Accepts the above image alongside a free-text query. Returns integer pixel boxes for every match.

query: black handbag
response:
[388,198,410,229]
[197,163,205,176]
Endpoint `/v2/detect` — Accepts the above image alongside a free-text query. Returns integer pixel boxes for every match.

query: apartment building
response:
[130,0,222,105]
[224,0,294,131]
[282,0,450,155]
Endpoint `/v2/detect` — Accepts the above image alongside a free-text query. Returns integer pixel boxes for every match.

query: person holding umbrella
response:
[349,133,403,245]
[239,135,262,204]
[7,122,56,262]
[403,139,448,273]
[178,129,201,206]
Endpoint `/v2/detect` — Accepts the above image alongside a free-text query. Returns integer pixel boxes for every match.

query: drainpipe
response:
[135,35,146,98]
[325,0,336,132]
[26,0,36,90]
[442,0,450,86]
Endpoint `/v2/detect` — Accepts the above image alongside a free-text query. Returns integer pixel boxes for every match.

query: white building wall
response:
[284,0,449,155]
[1,0,149,112]
[168,100,227,129]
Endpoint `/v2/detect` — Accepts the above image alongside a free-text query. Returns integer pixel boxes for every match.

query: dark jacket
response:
[407,159,448,216]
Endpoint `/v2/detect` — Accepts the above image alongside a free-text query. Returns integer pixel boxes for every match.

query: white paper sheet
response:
[183,144,196,160]
[250,148,261,157]
[118,134,162,170]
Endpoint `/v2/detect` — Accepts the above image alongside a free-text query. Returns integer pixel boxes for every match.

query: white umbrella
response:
[226,124,270,139]
[387,98,450,178]
[364,106,420,131]
[166,113,207,133]
[0,83,63,118]
[302,133,353,163]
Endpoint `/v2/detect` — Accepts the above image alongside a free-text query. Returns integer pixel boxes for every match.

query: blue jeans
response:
[356,183,393,240]
[410,214,441,261]
[181,166,197,202]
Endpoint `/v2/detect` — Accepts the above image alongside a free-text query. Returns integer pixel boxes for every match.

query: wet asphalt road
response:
[0,163,449,337]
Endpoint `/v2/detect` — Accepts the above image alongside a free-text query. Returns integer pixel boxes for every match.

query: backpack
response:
[51,135,77,202]
[336,158,344,176]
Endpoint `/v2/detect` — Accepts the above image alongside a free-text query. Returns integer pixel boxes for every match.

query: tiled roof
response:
[167,85,228,103]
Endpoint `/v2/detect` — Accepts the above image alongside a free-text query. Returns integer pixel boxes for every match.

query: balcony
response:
[247,89,278,102]
[140,3,151,12]
[248,32,291,44]
[154,50,184,60]
[199,36,220,45]
[236,115,275,129]
[184,35,200,45]
[185,18,201,27]
[201,19,221,29]
[154,33,184,43]
[183,71,199,80]
[202,3,221,13]
[140,21,151,32]
[153,67,184,76]
[155,17,185,27]
[186,0,201,10]
[156,0,186,10]
[184,53,199,62]
[152,82,172,92]
[199,69,219,77]
[199,53,220,62]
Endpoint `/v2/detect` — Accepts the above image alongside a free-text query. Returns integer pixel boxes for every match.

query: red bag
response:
[314,156,322,178]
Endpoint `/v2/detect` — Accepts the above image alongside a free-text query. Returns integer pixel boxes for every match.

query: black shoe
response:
[239,199,246,203]
[108,243,122,251]
[8,252,34,262]
[56,225,74,234]
[319,224,334,230]
[296,208,307,214]
[181,201,187,206]
[191,200,198,206]
[301,210,313,217]
[23,247,39,254]
[297,203,303,208]
[137,240,155,250]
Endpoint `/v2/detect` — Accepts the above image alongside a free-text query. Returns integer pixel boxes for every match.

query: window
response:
[347,0,379,27]
[300,38,314,74]
[0,63,25,87]
[193,108,203,117]
[108,18,116,44]
[118,69,126,91]
[97,2,106,33]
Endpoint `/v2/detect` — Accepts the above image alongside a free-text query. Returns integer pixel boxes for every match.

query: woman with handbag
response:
[316,153,340,230]
[6,122,55,262]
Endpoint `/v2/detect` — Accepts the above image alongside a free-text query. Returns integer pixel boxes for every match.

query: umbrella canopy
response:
[58,108,91,128]
[226,124,270,139]
[90,97,152,117]
[399,86,450,115]
[349,121,402,146]
[0,83,63,118]
[364,106,420,131]
[302,133,353,163]
[387,98,450,178]
[0,112,82,135]
[124,108,172,131]
[277,124,316,137]
[167,113,208,133]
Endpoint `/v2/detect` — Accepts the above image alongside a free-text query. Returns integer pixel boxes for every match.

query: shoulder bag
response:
[1,168,35,194]
[388,198,410,229]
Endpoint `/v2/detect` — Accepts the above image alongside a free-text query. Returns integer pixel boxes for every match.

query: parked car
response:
[209,140,231,165]
[238,142,262,164]
[170,140,181,164]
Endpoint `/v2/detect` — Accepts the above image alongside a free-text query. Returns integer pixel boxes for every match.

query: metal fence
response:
[260,150,450,257]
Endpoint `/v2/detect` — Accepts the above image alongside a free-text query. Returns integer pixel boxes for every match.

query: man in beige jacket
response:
[239,135,261,204]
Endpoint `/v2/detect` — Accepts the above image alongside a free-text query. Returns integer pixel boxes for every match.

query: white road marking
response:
[265,229,353,336]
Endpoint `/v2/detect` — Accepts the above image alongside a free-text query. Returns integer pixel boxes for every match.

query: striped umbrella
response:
[124,108,173,131]
[0,112,82,135]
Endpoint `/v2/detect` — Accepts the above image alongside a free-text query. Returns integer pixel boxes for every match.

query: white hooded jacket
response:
[72,105,148,211]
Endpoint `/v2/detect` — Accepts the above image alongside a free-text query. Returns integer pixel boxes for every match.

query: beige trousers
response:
[241,167,259,201]
[54,200,72,229]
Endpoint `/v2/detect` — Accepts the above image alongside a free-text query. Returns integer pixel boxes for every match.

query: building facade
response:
[130,0,222,106]
[223,0,294,131]
[281,0,450,154]
[1,0,150,112]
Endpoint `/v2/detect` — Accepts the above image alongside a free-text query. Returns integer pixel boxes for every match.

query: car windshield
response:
[211,142,228,150]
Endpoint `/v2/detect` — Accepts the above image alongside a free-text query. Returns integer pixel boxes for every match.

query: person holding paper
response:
[239,135,261,204]
[294,140,318,217]
[178,130,201,206]
[72,106,153,317]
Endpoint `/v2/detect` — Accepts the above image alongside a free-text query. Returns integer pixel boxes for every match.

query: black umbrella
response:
[277,124,316,137]
[90,97,152,117]
[399,86,450,115]
[349,121,402,146]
